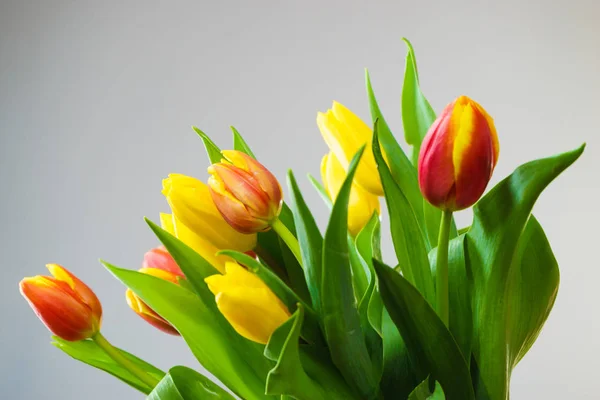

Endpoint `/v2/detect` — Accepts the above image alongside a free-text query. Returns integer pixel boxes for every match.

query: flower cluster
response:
[19,40,581,400]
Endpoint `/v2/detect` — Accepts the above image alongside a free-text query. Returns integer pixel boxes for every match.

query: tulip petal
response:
[143,247,184,277]
[46,264,102,323]
[214,288,290,344]
[162,174,256,251]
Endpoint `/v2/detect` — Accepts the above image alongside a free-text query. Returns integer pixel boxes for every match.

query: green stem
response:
[271,218,303,267]
[93,332,160,389]
[436,210,453,327]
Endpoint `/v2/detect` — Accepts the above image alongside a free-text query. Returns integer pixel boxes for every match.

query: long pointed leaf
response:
[321,146,378,399]
[374,260,475,400]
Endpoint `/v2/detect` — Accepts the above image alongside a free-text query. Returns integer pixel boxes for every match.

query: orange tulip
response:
[418,95,499,211]
[126,247,183,335]
[207,150,282,234]
[20,264,102,341]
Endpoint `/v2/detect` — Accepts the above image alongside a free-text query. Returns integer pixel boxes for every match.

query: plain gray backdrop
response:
[1,0,598,399]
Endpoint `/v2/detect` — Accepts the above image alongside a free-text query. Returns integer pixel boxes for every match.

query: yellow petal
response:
[159,213,175,235]
[214,287,290,344]
[162,174,256,251]
[321,152,380,236]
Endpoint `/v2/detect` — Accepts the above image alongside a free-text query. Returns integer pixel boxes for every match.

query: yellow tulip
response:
[317,101,383,196]
[205,262,291,344]
[321,152,380,236]
[162,174,256,253]
[159,213,232,273]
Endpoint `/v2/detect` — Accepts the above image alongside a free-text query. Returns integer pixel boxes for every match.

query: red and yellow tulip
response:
[126,246,183,335]
[205,262,290,344]
[418,95,499,211]
[20,264,102,341]
[207,150,283,234]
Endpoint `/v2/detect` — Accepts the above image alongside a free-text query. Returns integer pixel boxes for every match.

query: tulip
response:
[162,173,256,251]
[205,262,291,344]
[317,101,383,196]
[126,247,183,335]
[20,264,102,341]
[207,150,283,234]
[321,152,380,236]
[418,95,499,211]
[160,212,231,273]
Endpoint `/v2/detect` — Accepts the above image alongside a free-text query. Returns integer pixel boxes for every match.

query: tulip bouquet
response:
[20,40,584,400]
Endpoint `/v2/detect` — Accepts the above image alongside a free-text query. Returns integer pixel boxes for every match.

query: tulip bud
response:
[205,262,291,344]
[317,101,383,196]
[207,150,283,234]
[126,247,183,335]
[162,174,257,252]
[418,95,499,211]
[321,152,380,236]
[20,264,102,341]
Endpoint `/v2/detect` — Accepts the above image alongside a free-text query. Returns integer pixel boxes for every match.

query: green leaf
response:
[374,260,475,400]
[287,170,324,315]
[467,145,584,400]
[400,38,436,166]
[365,70,426,243]
[265,306,356,400]
[321,146,379,399]
[52,337,165,395]
[192,126,222,163]
[148,366,235,400]
[508,215,559,364]
[231,126,256,158]
[308,174,333,209]
[408,378,445,400]
[102,262,274,400]
[218,249,323,346]
[372,125,435,306]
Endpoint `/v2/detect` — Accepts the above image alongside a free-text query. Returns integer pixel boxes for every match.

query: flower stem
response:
[271,218,303,267]
[93,332,160,389]
[436,210,453,327]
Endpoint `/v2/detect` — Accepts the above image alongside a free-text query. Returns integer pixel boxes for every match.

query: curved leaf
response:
[321,146,379,399]
[372,126,435,306]
[287,170,324,315]
[374,260,475,400]
[467,144,584,400]
[148,366,235,400]
[102,262,273,400]
[400,38,436,165]
[52,337,165,395]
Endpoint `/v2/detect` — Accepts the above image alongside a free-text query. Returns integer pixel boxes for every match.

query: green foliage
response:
[147,366,235,399]
[321,146,379,399]
[374,260,475,400]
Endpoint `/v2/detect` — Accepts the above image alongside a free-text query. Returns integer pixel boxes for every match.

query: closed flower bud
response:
[317,101,383,196]
[205,262,291,344]
[207,150,283,234]
[418,95,499,211]
[321,152,380,236]
[20,264,102,341]
[126,247,183,335]
[162,174,256,252]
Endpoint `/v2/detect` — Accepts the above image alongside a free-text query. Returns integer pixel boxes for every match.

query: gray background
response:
[1,0,598,399]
